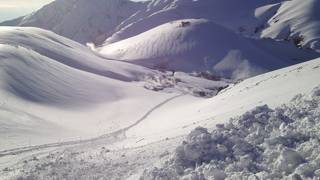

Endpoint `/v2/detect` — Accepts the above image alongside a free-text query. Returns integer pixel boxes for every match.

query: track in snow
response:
[124,93,185,131]
[0,93,185,158]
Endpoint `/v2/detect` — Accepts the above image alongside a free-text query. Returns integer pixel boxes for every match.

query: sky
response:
[0,0,54,21]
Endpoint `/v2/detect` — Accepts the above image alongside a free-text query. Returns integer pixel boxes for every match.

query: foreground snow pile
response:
[141,86,320,180]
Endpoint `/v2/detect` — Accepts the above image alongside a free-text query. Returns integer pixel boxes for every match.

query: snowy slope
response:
[124,58,320,147]
[0,0,145,44]
[2,58,320,180]
[99,19,318,79]
[261,0,320,51]
[0,26,179,150]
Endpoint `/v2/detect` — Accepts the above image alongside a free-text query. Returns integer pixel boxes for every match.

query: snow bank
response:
[141,86,320,179]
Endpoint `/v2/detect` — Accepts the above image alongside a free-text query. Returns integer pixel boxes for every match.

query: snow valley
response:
[0,0,320,179]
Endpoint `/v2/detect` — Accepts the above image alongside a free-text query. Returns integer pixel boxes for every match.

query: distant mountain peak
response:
[0,0,146,44]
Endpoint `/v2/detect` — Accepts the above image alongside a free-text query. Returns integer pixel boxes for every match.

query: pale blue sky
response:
[0,0,148,22]
[0,0,54,21]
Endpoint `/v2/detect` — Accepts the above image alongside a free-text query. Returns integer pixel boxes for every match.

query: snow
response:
[0,0,319,179]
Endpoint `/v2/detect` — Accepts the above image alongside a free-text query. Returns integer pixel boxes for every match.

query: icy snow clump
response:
[141,86,320,180]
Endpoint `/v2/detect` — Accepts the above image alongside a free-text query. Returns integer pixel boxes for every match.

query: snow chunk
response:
[141,85,320,179]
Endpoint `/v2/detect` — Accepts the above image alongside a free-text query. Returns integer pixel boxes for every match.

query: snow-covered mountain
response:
[0,0,145,44]
[1,0,319,80]
[105,0,281,44]
[2,0,320,52]
[99,19,319,79]
[104,0,320,53]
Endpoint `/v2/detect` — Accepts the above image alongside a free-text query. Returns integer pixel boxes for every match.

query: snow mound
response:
[261,0,320,51]
[0,0,145,44]
[0,26,177,150]
[99,19,311,79]
[141,85,320,179]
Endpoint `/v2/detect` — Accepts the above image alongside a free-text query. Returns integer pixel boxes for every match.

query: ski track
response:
[0,93,185,158]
